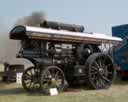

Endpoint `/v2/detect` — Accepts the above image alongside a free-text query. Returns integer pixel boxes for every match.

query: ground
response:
[0,79,128,102]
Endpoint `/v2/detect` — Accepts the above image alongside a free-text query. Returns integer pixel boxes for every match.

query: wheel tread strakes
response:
[85,53,115,89]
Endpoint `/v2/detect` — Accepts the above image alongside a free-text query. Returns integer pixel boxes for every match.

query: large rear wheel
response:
[86,53,115,89]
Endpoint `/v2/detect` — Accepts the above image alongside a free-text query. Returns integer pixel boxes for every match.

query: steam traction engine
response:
[10,21,122,94]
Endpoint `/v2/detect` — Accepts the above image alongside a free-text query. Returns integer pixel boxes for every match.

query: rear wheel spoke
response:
[91,74,98,81]
[90,70,98,76]
[91,66,98,71]
[98,59,102,68]
[96,80,101,88]
[107,70,113,74]
[102,76,110,83]
[93,61,100,69]
[99,78,105,87]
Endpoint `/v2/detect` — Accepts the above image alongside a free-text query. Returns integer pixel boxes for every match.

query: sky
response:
[0,0,128,63]
[0,0,128,34]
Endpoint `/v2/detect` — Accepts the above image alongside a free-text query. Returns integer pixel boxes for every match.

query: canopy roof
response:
[10,25,122,45]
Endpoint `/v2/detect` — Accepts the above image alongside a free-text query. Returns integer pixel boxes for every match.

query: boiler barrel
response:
[40,20,84,32]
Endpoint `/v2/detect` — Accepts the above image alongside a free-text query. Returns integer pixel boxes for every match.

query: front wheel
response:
[86,53,115,89]
[40,66,65,94]
[22,66,41,92]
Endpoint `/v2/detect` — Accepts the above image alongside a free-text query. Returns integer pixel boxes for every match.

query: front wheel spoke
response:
[27,71,32,76]
[27,81,33,88]
[32,82,37,90]
[24,75,32,80]
[26,72,32,77]
[47,70,52,77]
[55,71,59,80]
[30,70,34,76]
[51,69,55,77]
[24,80,31,84]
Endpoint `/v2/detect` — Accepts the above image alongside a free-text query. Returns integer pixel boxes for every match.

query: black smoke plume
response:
[16,11,46,26]
[0,11,46,64]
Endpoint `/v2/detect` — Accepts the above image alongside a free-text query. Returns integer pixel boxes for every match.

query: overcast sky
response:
[0,0,128,34]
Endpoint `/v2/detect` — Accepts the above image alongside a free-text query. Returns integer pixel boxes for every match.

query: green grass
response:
[1,79,128,102]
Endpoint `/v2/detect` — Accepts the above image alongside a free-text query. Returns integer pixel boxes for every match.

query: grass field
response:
[0,79,128,102]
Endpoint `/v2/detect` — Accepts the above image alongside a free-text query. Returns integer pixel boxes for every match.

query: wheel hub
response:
[99,68,104,75]
[51,78,55,82]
